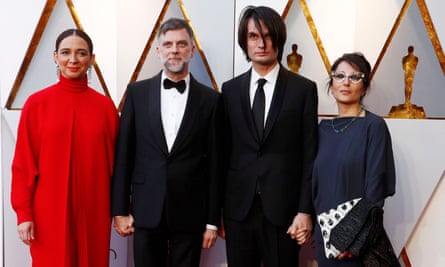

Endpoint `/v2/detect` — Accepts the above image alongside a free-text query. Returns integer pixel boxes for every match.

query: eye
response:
[262,34,271,41]
[248,32,259,41]
[333,73,345,80]
[349,75,360,82]
[350,72,364,82]
[162,41,172,48]
[177,41,188,48]
[77,50,89,57]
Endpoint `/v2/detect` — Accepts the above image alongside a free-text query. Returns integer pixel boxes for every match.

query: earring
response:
[56,65,60,80]
[87,66,93,84]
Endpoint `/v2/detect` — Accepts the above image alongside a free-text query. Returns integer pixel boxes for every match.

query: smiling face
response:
[331,61,366,107]
[246,18,279,71]
[156,28,195,80]
[54,35,94,80]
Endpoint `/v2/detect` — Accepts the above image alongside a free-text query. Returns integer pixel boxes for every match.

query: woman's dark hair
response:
[238,6,286,62]
[55,28,94,54]
[329,52,372,89]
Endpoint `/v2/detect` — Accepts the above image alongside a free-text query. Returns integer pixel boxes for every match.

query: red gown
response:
[11,75,119,267]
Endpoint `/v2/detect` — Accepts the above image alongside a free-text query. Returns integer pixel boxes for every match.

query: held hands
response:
[113,215,135,237]
[202,229,218,249]
[17,221,35,245]
[338,251,355,260]
[286,213,313,246]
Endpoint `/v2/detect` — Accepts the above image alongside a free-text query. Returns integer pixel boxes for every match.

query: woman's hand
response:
[113,215,135,237]
[286,213,313,245]
[17,221,34,245]
[338,251,355,260]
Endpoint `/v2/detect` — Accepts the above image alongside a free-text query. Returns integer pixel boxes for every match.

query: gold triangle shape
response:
[295,0,412,81]
[297,0,331,74]
[416,0,445,75]
[371,0,412,80]
[118,0,218,111]
[5,0,110,110]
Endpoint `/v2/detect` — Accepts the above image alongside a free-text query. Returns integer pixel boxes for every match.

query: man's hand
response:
[17,221,34,245]
[286,213,313,246]
[338,251,355,260]
[113,215,135,237]
[202,229,217,249]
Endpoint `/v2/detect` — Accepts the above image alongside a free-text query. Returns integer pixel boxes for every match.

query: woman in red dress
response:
[11,28,119,267]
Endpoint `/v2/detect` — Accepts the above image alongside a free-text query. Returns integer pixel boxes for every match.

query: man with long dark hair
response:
[220,5,318,267]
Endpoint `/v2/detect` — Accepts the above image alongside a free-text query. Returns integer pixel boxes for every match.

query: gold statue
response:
[287,43,302,74]
[403,45,418,106]
[388,46,426,119]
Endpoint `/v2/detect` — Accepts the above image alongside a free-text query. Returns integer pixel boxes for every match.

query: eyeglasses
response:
[331,71,365,84]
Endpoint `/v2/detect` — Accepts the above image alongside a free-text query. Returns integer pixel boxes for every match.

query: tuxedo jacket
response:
[111,71,220,232]
[220,65,318,227]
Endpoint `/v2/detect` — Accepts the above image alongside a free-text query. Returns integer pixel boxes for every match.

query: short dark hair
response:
[329,52,372,89]
[238,6,286,62]
[55,28,93,54]
[158,17,194,40]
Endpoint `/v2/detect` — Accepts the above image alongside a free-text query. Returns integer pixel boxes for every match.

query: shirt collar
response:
[251,63,280,85]
[161,72,190,92]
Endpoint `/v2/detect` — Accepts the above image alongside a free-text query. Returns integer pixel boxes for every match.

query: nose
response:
[69,53,78,62]
[257,37,265,47]
[171,44,179,53]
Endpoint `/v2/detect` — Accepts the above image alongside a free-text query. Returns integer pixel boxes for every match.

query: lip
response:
[339,89,352,94]
[67,67,80,72]
[255,52,268,57]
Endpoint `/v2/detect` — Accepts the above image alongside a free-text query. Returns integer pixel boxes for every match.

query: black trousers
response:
[133,223,202,267]
[224,195,300,267]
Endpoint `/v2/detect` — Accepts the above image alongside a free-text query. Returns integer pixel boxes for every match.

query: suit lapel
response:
[263,66,287,141]
[147,72,169,155]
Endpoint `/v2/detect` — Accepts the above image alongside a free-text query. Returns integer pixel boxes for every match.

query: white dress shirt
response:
[249,63,280,127]
[160,73,190,152]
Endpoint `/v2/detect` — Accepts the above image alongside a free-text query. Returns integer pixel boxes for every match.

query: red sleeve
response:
[11,98,40,224]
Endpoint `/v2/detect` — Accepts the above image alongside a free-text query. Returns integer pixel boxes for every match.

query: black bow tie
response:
[164,78,186,93]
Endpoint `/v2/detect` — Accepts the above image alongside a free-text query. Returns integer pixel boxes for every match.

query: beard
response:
[164,58,188,74]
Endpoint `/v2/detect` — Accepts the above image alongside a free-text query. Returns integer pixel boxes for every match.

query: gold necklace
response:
[331,107,364,134]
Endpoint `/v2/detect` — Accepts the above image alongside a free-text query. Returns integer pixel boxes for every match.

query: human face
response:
[156,28,195,79]
[331,61,366,106]
[246,18,279,70]
[54,35,94,80]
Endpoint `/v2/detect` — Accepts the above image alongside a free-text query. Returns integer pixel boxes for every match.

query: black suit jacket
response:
[220,66,318,227]
[111,71,221,232]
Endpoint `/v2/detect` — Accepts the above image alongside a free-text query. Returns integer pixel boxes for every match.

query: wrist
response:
[206,224,218,231]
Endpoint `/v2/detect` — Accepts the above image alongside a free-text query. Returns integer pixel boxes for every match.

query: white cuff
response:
[206,224,218,231]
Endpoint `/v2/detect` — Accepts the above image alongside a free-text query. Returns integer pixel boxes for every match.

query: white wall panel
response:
[72,0,118,101]
[406,171,445,267]
[384,119,445,255]
[0,0,46,107]
[2,111,30,267]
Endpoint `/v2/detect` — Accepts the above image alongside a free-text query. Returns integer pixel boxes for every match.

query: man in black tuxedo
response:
[220,6,318,267]
[111,18,220,267]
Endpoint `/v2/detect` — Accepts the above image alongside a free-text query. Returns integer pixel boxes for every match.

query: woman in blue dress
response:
[312,53,397,266]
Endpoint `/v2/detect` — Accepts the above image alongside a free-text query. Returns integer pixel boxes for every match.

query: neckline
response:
[331,107,365,134]
[58,75,89,93]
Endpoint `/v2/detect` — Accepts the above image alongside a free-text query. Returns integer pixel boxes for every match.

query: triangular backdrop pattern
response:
[6,0,110,110]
